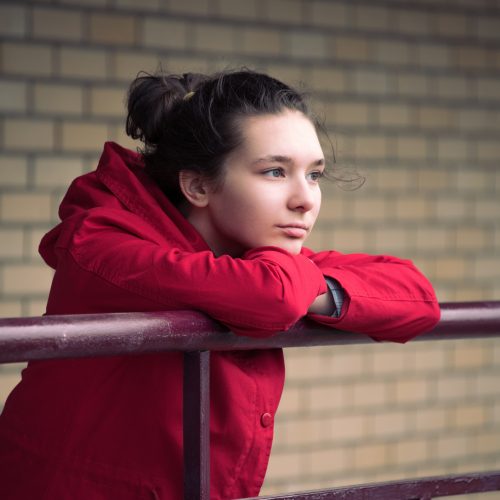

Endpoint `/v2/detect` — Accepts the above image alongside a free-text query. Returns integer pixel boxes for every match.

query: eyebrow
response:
[252,155,325,167]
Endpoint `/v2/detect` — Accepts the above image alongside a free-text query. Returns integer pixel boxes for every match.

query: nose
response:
[287,177,317,213]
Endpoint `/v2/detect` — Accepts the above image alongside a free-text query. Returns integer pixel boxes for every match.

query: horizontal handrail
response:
[0,301,499,364]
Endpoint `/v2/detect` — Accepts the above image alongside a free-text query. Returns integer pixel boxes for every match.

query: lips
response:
[276,224,309,238]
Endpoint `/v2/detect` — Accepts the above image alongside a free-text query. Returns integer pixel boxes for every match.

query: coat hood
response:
[39,142,206,269]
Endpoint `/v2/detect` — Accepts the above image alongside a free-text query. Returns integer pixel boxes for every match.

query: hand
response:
[307,291,336,316]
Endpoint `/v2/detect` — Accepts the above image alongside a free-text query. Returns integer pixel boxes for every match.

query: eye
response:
[263,167,285,178]
[307,170,324,182]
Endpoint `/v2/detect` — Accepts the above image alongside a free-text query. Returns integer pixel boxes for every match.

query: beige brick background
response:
[1,0,499,496]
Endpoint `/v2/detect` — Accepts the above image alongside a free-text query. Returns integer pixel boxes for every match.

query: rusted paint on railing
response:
[0,301,500,364]
[244,470,500,499]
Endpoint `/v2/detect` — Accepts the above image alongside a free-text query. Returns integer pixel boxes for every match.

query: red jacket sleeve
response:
[302,248,440,343]
[50,210,327,338]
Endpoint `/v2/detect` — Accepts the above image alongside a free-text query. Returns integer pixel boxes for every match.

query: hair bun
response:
[126,73,183,146]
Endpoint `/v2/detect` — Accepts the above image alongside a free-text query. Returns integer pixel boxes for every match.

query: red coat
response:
[0,142,440,499]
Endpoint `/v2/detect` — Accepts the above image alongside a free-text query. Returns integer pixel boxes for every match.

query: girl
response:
[0,69,440,499]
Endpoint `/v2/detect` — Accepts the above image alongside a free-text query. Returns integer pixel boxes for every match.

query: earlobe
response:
[179,170,209,207]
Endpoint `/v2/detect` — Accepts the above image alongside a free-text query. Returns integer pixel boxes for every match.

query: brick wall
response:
[1,0,499,495]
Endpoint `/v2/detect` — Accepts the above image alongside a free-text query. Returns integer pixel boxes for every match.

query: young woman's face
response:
[191,110,324,256]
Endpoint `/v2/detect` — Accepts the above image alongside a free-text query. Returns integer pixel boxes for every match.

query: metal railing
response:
[1,301,500,499]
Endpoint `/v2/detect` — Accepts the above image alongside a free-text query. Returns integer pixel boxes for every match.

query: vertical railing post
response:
[183,350,210,500]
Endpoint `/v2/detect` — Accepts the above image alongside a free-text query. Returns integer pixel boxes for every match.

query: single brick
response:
[264,63,304,88]
[334,36,370,63]
[262,0,303,24]
[241,28,283,57]
[452,403,488,429]
[27,299,48,317]
[373,410,410,437]
[435,13,469,37]
[0,155,28,187]
[0,301,22,318]
[474,199,500,220]
[142,18,188,49]
[436,374,472,401]
[114,0,160,10]
[59,48,108,80]
[329,414,367,442]
[434,256,468,280]
[394,439,430,465]
[0,192,52,223]
[395,137,429,160]
[351,197,388,221]
[353,69,390,95]
[277,386,302,415]
[327,227,368,254]
[354,5,390,31]
[90,13,136,45]
[331,102,371,127]
[264,450,302,479]
[309,1,349,28]
[373,227,412,253]
[113,51,161,81]
[436,138,469,162]
[397,73,429,97]
[288,32,327,60]
[61,122,109,153]
[394,196,430,219]
[309,67,346,93]
[418,106,453,129]
[192,24,236,53]
[393,9,431,36]
[455,46,491,69]
[416,227,452,251]
[216,0,258,20]
[4,119,55,151]
[455,227,489,250]
[456,169,490,192]
[2,263,53,294]
[34,83,84,115]
[435,435,469,461]
[414,407,448,432]
[373,40,411,66]
[372,347,413,375]
[307,447,351,475]
[0,80,27,112]
[434,198,469,221]
[308,384,346,411]
[436,76,469,99]
[352,443,389,469]
[394,378,430,404]
[34,156,84,188]
[476,17,500,41]
[33,7,83,41]
[26,228,50,259]
[167,0,210,15]
[90,86,127,117]
[473,430,500,455]
[354,135,389,159]
[1,42,53,76]
[0,5,26,37]
[418,44,452,68]
[415,346,448,374]
[477,140,500,161]
[0,229,23,258]
[351,381,388,408]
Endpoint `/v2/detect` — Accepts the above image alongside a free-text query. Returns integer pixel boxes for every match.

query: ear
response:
[179,170,210,208]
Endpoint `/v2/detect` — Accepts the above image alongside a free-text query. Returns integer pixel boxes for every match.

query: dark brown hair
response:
[126,69,316,205]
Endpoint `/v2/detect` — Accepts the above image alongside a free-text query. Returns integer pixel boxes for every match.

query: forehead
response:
[237,110,323,159]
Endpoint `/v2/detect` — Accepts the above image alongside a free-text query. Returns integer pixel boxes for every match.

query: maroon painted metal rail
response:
[1,301,500,500]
